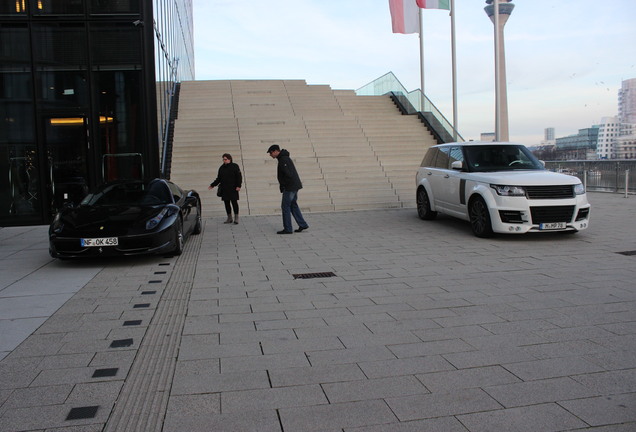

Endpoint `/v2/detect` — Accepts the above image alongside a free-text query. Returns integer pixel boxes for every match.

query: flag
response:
[416,0,450,10]
[389,0,419,34]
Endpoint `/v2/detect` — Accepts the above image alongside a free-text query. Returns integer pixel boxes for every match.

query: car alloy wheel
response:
[193,201,202,234]
[173,218,184,255]
[469,196,494,238]
[416,187,437,220]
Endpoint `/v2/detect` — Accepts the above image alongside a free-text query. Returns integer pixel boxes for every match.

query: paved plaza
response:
[0,192,635,431]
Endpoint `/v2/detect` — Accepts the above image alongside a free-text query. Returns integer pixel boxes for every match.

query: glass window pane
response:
[90,23,140,67]
[1,144,41,217]
[89,0,139,14]
[0,0,28,16]
[33,23,88,69]
[33,0,84,15]
[37,71,89,110]
[95,70,144,166]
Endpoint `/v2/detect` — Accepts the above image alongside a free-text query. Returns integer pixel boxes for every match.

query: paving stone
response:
[502,357,607,381]
[345,416,469,432]
[221,384,328,413]
[260,336,344,354]
[1,384,72,409]
[456,403,588,432]
[443,347,536,369]
[359,355,455,379]
[279,400,397,432]
[388,339,475,358]
[417,365,521,392]
[163,408,282,432]
[483,376,600,407]
[171,366,270,395]
[220,352,310,372]
[306,346,396,366]
[386,388,502,421]
[166,393,221,417]
[322,375,429,403]
[269,364,366,387]
[571,369,636,394]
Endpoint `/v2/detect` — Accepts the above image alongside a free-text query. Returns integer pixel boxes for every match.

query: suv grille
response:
[530,206,575,224]
[525,185,574,199]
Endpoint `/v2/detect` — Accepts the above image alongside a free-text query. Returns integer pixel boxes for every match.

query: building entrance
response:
[42,114,90,215]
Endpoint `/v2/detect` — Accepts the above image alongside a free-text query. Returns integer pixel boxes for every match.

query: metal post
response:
[626,169,630,198]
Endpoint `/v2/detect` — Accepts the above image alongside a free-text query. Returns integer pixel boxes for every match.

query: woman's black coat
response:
[210,162,242,201]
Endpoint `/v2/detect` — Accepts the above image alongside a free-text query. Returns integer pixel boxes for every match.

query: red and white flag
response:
[388,0,419,34]
[416,0,450,9]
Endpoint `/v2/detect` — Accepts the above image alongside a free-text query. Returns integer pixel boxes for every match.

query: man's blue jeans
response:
[281,190,308,232]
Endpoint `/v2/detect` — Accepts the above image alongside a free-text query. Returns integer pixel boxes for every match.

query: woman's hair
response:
[222,153,232,162]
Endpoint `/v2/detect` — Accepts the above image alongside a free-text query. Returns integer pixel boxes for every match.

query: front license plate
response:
[81,237,118,247]
[539,222,566,230]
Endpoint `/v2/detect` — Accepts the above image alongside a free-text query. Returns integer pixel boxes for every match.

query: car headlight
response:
[146,207,169,230]
[51,213,64,234]
[574,183,585,195]
[491,184,526,197]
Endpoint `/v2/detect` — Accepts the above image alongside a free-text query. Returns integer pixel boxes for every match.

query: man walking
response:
[267,145,309,234]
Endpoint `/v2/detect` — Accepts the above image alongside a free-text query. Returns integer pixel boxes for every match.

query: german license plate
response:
[539,222,566,230]
[81,237,118,247]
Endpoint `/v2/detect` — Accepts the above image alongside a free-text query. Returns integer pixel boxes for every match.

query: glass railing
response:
[544,160,636,194]
[356,72,463,142]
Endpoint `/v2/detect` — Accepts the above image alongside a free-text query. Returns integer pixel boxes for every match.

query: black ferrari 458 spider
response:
[49,178,202,259]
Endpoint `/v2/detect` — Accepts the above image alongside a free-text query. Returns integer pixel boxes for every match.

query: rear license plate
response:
[539,222,566,230]
[81,237,118,247]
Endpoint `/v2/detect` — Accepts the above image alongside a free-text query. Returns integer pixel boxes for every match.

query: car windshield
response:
[463,145,544,172]
[80,180,173,207]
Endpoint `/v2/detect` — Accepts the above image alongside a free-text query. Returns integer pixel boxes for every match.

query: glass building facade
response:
[0,0,194,226]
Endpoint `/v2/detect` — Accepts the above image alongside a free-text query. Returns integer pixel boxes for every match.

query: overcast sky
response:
[193,0,636,146]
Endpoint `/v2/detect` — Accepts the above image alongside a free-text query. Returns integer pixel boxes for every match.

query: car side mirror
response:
[451,160,463,170]
[539,160,546,167]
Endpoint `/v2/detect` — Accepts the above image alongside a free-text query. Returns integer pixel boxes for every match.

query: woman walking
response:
[208,153,242,224]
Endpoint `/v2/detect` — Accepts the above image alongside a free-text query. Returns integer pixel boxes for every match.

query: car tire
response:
[173,218,184,255]
[469,196,494,238]
[417,187,437,220]
[193,201,202,235]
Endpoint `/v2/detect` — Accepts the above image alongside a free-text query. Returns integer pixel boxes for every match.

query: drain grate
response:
[133,303,150,308]
[141,291,156,295]
[293,272,336,280]
[617,250,636,256]
[92,368,118,378]
[110,338,133,348]
[123,320,142,326]
[66,406,99,420]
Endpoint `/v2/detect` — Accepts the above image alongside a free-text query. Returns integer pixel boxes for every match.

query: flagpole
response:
[419,7,425,110]
[493,0,501,141]
[450,0,457,140]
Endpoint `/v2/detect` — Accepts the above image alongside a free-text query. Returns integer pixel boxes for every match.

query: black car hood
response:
[58,205,167,237]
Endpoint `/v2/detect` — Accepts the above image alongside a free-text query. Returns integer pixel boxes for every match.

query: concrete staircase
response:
[169,80,437,217]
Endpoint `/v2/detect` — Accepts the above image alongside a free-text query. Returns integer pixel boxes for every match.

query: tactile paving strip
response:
[103,229,203,432]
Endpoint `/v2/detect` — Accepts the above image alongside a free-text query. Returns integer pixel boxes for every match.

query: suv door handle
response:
[444,174,450,178]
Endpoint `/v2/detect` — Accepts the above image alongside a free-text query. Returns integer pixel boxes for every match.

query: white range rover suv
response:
[416,142,591,237]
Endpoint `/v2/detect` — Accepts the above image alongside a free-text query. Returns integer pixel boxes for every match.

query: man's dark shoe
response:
[295,226,308,232]
[277,230,293,234]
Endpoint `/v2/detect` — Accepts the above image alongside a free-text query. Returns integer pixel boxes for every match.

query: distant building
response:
[541,127,556,147]
[615,78,636,159]
[596,117,620,159]
[480,132,496,142]
[555,127,599,159]
[544,127,555,141]
[618,78,636,124]
[0,0,194,226]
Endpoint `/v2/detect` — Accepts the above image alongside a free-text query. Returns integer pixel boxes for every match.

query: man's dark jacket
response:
[276,149,303,192]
